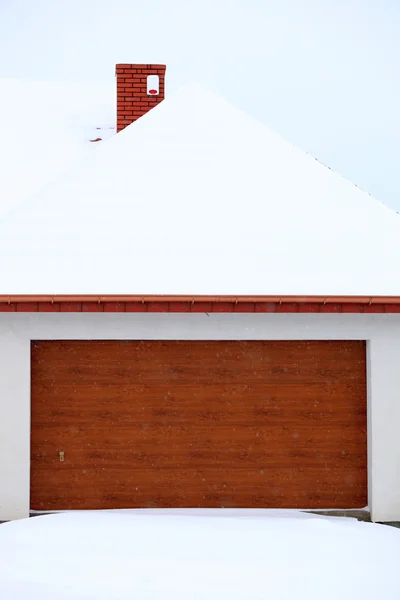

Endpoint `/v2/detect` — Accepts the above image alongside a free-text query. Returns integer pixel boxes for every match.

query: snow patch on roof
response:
[1,81,400,296]
[0,78,115,216]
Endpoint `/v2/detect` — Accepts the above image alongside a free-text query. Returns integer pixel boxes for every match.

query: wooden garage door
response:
[31,340,367,510]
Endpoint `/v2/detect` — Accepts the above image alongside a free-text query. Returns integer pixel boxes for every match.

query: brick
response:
[117,68,138,74]
[140,70,164,75]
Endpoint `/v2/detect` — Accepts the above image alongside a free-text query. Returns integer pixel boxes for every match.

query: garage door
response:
[31,340,367,510]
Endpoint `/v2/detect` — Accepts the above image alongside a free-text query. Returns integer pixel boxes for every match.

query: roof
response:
[0,81,400,297]
[0,78,115,217]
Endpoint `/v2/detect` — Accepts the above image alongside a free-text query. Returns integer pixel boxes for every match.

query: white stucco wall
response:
[0,312,399,522]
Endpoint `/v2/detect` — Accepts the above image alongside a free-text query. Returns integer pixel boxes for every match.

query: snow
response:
[0,511,399,599]
[0,78,115,217]
[1,81,400,295]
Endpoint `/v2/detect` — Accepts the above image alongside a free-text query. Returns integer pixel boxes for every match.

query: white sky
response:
[1,0,399,210]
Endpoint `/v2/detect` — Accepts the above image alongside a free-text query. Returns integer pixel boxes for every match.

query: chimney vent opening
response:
[147,75,160,96]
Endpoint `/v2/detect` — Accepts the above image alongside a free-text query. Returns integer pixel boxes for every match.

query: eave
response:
[0,295,400,312]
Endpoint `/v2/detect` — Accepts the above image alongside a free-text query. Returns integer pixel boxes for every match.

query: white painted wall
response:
[0,312,399,522]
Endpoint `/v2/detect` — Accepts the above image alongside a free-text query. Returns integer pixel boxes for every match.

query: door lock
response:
[59,451,65,462]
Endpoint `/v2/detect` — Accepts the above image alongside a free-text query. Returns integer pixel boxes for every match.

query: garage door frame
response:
[5,310,398,521]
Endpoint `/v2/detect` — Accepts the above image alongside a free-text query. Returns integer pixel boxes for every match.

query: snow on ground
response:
[0,511,399,599]
[1,82,400,295]
[0,78,115,217]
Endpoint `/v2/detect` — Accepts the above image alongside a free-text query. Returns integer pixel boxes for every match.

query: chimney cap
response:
[116,63,166,73]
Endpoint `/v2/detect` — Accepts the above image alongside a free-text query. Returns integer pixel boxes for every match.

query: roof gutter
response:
[1,295,400,304]
[0,295,400,313]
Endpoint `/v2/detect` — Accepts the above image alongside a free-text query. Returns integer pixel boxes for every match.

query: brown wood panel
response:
[30,340,367,510]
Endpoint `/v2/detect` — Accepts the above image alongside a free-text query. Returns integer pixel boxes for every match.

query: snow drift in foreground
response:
[0,511,399,599]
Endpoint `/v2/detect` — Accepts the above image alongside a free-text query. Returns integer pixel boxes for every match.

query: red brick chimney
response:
[116,64,166,133]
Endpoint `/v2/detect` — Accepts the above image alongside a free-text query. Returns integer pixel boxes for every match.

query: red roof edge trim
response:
[0,295,400,313]
[0,295,400,303]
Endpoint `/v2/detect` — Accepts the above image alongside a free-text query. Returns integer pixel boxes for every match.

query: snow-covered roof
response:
[0,78,115,217]
[1,81,400,296]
